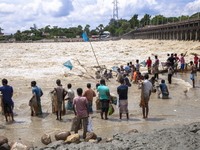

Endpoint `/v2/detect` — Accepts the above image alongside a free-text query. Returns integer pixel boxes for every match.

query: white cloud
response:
[0,0,199,33]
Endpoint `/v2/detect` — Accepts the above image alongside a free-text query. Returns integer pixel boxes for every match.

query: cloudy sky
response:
[0,0,200,33]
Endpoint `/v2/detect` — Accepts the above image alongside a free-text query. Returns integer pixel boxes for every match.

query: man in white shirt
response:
[142,74,152,119]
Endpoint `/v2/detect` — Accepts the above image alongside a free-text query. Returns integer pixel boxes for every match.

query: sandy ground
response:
[0,39,200,148]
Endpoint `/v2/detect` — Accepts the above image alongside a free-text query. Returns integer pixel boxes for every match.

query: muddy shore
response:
[41,122,200,150]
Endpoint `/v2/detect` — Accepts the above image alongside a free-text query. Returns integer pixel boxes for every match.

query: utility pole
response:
[113,0,119,29]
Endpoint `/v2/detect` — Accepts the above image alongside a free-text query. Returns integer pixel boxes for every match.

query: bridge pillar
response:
[180,32,183,40]
[173,32,175,40]
[185,31,187,40]
[163,33,165,40]
[177,32,179,40]
[166,32,169,39]
[195,29,199,41]
[190,30,193,40]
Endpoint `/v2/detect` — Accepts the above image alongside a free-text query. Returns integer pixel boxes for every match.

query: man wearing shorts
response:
[190,61,196,88]
[0,79,14,122]
[51,79,68,120]
[97,79,111,120]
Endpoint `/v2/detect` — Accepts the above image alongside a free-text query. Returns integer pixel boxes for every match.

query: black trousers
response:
[168,74,172,84]
[154,73,159,79]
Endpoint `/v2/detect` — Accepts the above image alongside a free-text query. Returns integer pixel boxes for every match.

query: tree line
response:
[0,12,200,41]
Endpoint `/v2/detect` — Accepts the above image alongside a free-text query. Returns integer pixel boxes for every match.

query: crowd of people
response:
[0,52,199,138]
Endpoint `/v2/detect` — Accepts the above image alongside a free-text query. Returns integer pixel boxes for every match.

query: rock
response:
[10,140,34,150]
[106,137,113,142]
[65,134,80,144]
[55,131,71,141]
[85,132,97,142]
[96,137,102,143]
[44,140,65,149]
[98,139,107,144]
[0,136,8,147]
[88,139,98,143]
[41,134,51,145]
[0,143,10,150]
[128,129,139,134]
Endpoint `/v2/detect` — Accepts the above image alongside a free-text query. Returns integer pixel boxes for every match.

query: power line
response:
[75,0,99,28]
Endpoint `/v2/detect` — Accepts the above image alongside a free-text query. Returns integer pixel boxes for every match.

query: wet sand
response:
[0,40,200,148]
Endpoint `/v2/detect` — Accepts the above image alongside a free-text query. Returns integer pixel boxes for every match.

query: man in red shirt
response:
[73,88,89,139]
[194,54,199,71]
[147,57,152,74]
[174,53,179,75]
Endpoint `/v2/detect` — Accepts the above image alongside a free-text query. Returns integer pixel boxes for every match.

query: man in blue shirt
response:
[97,79,111,120]
[0,79,14,122]
[31,81,43,115]
[123,74,131,87]
[160,80,169,99]
[125,63,131,74]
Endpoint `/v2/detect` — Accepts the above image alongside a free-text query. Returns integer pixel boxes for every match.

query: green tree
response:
[140,14,151,27]
[108,26,116,36]
[90,29,98,35]
[129,14,139,28]
[77,25,83,37]
[44,25,51,33]
[84,24,90,35]
[96,24,104,35]
[14,30,21,41]
[0,27,4,33]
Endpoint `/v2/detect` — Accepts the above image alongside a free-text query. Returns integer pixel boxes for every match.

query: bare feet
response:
[105,118,108,120]
[12,119,15,122]
[56,118,59,120]
[101,117,104,120]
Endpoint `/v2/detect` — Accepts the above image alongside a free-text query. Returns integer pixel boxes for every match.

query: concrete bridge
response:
[123,18,200,41]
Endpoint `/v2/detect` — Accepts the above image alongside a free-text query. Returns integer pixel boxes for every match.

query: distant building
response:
[0,33,4,37]
[21,33,35,36]
[3,33,12,37]
[42,33,50,36]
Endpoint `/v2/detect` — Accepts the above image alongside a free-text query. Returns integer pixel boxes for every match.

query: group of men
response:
[0,52,199,139]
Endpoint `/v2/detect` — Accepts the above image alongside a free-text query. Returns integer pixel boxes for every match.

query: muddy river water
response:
[0,39,200,148]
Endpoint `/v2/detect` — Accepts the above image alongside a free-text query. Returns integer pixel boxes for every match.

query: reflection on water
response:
[0,40,200,148]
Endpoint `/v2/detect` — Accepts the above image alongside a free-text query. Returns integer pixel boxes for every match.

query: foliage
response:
[0,36,5,40]
[140,14,151,27]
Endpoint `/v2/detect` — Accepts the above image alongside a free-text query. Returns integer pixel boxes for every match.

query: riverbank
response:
[0,40,200,149]
[41,122,200,150]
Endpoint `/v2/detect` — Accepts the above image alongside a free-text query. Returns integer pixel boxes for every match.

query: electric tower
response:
[112,0,119,28]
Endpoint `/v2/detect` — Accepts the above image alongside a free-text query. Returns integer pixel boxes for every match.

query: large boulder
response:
[41,134,51,145]
[88,139,98,143]
[0,143,10,150]
[0,136,8,146]
[128,129,139,134]
[55,131,71,141]
[65,134,80,144]
[85,132,97,142]
[10,140,34,150]
[106,137,113,142]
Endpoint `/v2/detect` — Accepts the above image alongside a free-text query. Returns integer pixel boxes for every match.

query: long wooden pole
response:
[89,40,100,68]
